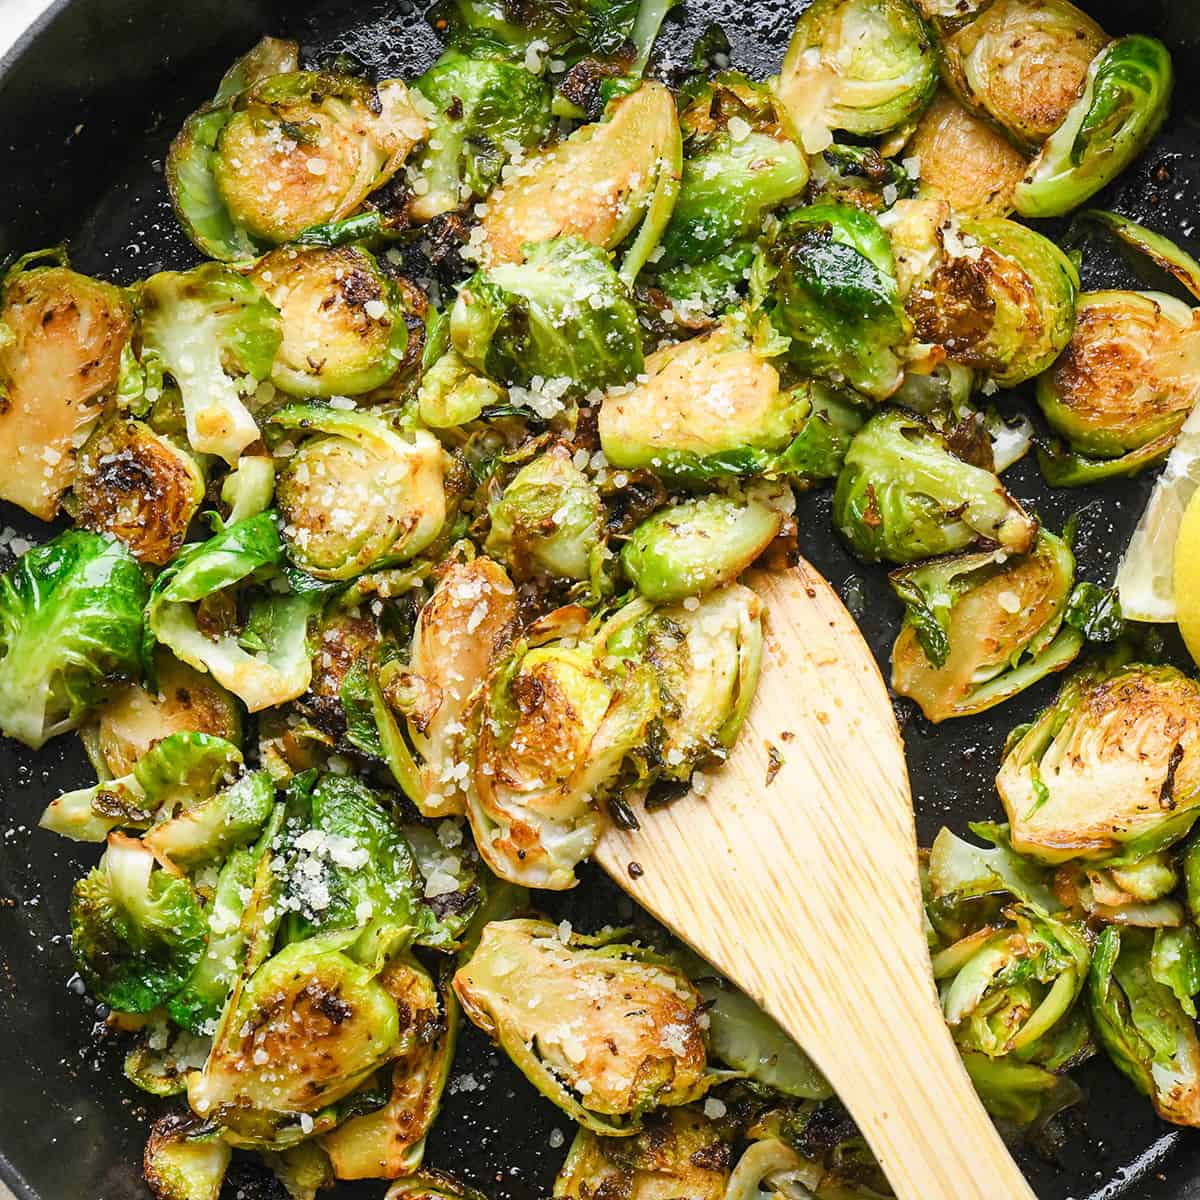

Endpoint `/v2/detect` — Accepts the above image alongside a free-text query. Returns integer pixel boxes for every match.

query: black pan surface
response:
[1,1,1200,1197]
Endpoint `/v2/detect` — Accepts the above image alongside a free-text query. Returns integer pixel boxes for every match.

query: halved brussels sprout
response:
[1056,852,1183,928]
[885,200,1080,387]
[906,89,1029,218]
[454,919,709,1130]
[942,0,1109,152]
[169,45,427,257]
[890,531,1082,722]
[759,202,909,401]
[775,0,939,153]
[74,416,205,565]
[416,349,503,429]
[834,410,1037,565]
[250,246,409,398]
[381,557,518,818]
[451,237,643,396]
[143,1116,231,1200]
[621,493,783,603]
[603,584,764,783]
[1015,36,1173,218]
[0,253,133,519]
[486,443,605,582]
[188,937,401,1146]
[273,404,447,580]
[1035,291,1200,483]
[477,82,682,283]
[468,626,657,888]
[139,263,282,464]
[554,1107,731,1198]
[996,663,1200,864]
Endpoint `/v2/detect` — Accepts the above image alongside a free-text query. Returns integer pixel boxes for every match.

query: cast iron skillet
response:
[1,1,1200,1197]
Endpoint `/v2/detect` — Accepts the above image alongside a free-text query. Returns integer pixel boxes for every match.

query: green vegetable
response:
[143,1116,231,1200]
[143,770,275,869]
[416,349,504,429]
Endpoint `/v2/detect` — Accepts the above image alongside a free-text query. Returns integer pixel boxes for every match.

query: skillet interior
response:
[1,0,1199,1196]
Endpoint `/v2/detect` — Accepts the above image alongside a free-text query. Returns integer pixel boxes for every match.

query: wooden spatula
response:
[595,561,1037,1200]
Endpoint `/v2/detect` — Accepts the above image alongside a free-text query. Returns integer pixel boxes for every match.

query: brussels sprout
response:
[1056,853,1184,928]
[926,824,1061,916]
[381,557,518,818]
[169,48,426,257]
[758,202,909,401]
[139,264,282,464]
[0,529,147,749]
[1035,291,1200,484]
[1089,926,1200,1126]
[477,82,682,283]
[1015,36,1173,219]
[805,141,917,214]
[906,89,1029,218]
[221,454,276,526]
[386,1171,488,1200]
[621,493,782,603]
[723,1139,819,1200]
[1153,926,1200,1016]
[960,1051,1083,1128]
[125,1019,212,1097]
[144,770,275,869]
[996,663,1200,864]
[250,246,409,398]
[942,0,1109,152]
[886,201,1080,386]
[410,48,553,221]
[416,349,504,429]
[890,531,1082,722]
[775,0,939,153]
[147,514,323,713]
[70,833,207,1014]
[604,584,763,783]
[554,1107,731,1198]
[262,1143,334,1200]
[187,936,402,1145]
[451,237,643,397]
[833,410,1036,565]
[454,919,709,1129]
[143,1116,231,1200]
[74,416,206,565]
[272,404,447,580]
[486,443,604,582]
[1084,209,1200,304]
[0,249,135,511]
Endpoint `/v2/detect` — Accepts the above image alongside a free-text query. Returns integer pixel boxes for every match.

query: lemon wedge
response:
[1117,403,1200,622]
[1176,487,1200,663]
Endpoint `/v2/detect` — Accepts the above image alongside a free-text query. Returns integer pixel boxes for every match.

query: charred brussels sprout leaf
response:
[139,264,282,464]
[942,0,1109,152]
[386,1170,489,1200]
[71,833,207,1014]
[0,529,147,749]
[1015,36,1173,219]
[143,1116,231,1200]
[144,769,275,870]
[250,246,409,398]
[890,532,1082,722]
[454,919,709,1130]
[1083,209,1200,304]
[996,663,1200,864]
[775,0,939,153]
[833,410,1037,565]
[451,237,643,396]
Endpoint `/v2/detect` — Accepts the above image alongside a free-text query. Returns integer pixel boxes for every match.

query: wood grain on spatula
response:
[595,562,1037,1200]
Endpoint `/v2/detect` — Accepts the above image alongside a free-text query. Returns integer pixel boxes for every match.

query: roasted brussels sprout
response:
[452,237,643,397]
[416,349,503,429]
[1090,926,1200,1126]
[1015,36,1173,218]
[0,251,134,519]
[996,663,1200,864]
[250,246,409,398]
[1084,209,1200,304]
[273,404,447,580]
[455,919,709,1130]
[386,1171,488,1200]
[486,443,605,582]
[890,531,1082,722]
[621,492,783,603]
[221,454,276,526]
[143,1116,231,1200]
[775,0,939,153]
[834,410,1037,565]
[139,264,282,464]
[758,202,909,401]
[410,48,553,221]
[0,529,147,749]
[168,40,426,257]
[1056,852,1184,928]
[554,1107,731,1198]
[1035,291,1200,485]
[942,0,1109,152]
[71,832,208,1014]
[906,89,1029,218]
[144,769,275,869]
[74,416,205,565]
[477,82,682,283]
